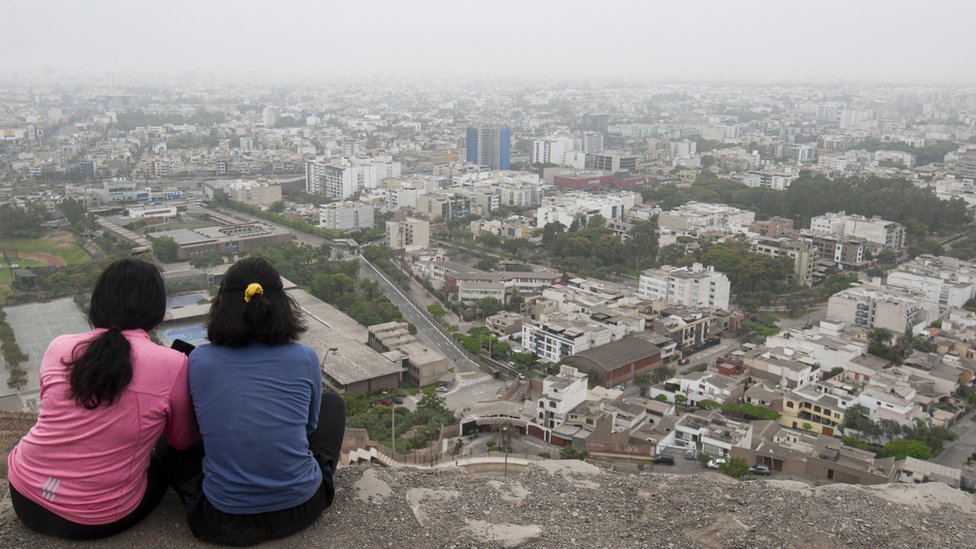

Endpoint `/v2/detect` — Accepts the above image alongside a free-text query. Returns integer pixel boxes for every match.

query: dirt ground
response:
[8,252,66,267]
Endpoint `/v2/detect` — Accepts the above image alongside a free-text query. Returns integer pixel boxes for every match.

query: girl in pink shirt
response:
[6,258,198,539]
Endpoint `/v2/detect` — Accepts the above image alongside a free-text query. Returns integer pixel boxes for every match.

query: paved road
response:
[777,305,828,332]
[678,337,741,374]
[359,255,480,375]
[935,411,976,469]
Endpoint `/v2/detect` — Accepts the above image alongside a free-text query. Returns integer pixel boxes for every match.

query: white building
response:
[318,202,375,231]
[670,140,697,158]
[639,263,732,310]
[741,171,798,190]
[809,211,905,250]
[386,218,430,252]
[535,365,589,434]
[649,370,741,406]
[305,156,401,199]
[531,137,574,165]
[886,255,976,311]
[262,106,280,127]
[521,314,616,363]
[535,191,638,228]
[385,187,422,211]
[581,132,604,154]
[826,284,928,334]
[657,202,755,236]
[221,179,282,207]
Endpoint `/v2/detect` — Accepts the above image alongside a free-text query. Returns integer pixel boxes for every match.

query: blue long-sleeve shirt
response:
[189,342,322,514]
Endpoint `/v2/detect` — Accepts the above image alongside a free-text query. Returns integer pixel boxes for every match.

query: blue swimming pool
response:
[162,325,209,347]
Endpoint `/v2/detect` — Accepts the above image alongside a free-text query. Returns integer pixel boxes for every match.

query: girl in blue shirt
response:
[165,256,345,545]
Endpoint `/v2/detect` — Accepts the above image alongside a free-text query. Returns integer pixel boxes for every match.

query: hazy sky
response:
[2,0,974,82]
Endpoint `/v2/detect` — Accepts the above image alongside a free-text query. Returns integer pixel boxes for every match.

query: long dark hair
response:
[65,258,167,409]
[206,256,306,347]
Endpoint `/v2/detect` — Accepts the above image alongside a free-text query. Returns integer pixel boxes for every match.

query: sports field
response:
[0,232,90,266]
[0,232,91,301]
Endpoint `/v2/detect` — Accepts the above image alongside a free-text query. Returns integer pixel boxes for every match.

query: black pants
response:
[159,392,346,546]
[8,456,168,540]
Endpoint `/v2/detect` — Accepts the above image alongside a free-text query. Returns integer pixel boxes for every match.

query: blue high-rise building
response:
[465,126,511,170]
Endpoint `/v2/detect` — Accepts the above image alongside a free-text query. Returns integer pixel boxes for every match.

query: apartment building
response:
[521,314,618,363]
[639,263,731,310]
[386,218,430,252]
[826,284,927,334]
[318,202,374,231]
[886,255,976,311]
[305,156,401,199]
[801,232,868,271]
[809,211,906,251]
[415,192,471,221]
[751,237,818,286]
[658,202,755,236]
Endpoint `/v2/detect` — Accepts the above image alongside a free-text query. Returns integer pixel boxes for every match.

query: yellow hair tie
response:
[244,283,264,303]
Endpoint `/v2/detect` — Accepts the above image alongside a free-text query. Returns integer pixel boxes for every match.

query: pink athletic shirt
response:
[7,329,198,525]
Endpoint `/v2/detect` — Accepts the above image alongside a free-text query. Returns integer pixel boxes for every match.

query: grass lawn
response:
[0,258,45,284]
[0,232,90,265]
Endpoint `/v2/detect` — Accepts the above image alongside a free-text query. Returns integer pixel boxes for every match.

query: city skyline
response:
[2,0,975,83]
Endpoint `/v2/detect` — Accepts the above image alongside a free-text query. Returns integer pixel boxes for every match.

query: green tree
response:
[719,457,750,479]
[560,445,589,461]
[417,389,449,414]
[475,297,504,318]
[477,233,502,250]
[650,365,675,384]
[268,200,286,213]
[883,439,932,460]
[541,221,565,247]
[7,367,27,390]
[0,204,44,238]
[427,303,447,320]
[151,236,179,263]
[493,421,516,476]
[626,218,660,271]
[634,374,651,397]
[59,198,87,225]
[189,251,224,268]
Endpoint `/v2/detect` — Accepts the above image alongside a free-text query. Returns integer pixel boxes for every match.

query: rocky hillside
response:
[1,460,974,548]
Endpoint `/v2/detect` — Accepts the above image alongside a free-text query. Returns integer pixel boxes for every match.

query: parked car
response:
[678,358,690,365]
[613,384,625,391]
[750,465,771,476]
[706,458,727,469]
[653,453,675,465]
[684,448,697,460]
[392,396,404,405]
[379,399,393,406]
[436,386,448,393]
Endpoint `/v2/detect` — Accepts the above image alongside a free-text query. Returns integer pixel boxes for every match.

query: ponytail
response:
[66,329,133,410]
[243,291,276,343]
[64,258,166,409]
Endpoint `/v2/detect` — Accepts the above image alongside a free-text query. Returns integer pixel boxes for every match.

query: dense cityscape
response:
[3,1,976,547]
[4,76,976,480]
